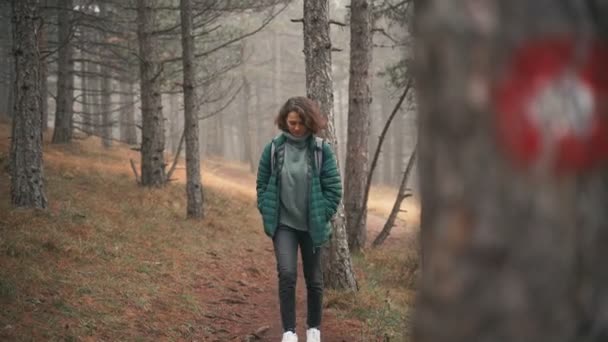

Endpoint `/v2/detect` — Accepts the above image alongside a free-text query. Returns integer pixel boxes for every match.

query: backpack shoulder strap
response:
[270,141,276,174]
[270,133,283,174]
[314,136,324,175]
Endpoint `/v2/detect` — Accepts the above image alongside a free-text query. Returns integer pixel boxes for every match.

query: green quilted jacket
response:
[256,133,342,247]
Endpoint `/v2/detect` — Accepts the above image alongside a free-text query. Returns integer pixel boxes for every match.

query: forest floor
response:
[0,121,420,341]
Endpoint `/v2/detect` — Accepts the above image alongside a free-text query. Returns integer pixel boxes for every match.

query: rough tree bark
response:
[52,0,74,144]
[0,1,12,119]
[344,0,373,253]
[414,1,608,341]
[137,0,166,186]
[38,5,48,132]
[180,0,204,219]
[303,0,357,291]
[10,0,48,209]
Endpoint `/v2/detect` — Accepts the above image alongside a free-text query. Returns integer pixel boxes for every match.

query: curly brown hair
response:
[275,96,327,134]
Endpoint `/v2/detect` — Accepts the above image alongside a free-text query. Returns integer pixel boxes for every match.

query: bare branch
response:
[166,130,185,181]
[371,27,398,44]
[161,4,289,65]
[198,83,243,121]
[355,78,413,234]
[372,145,417,248]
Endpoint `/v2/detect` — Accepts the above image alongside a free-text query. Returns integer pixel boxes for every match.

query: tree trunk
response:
[413,1,608,341]
[241,73,256,173]
[123,81,137,145]
[118,80,128,143]
[345,0,373,252]
[1,1,15,120]
[39,12,48,132]
[0,1,9,119]
[99,2,112,148]
[372,146,416,247]
[81,58,91,134]
[137,0,166,186]
[100,73,112,148]
[7,64,15,119]
[180,0,203,218]
[91,60,102,136]
[393,103,406,186]
[273,30,282,117]
[370,85,382,186]
[52,0,74,144]
[10,0,48,209]
[254,81,264,159]
[379,94,390,185]
[167,93,179,154]
[303,0,357,291]
[334,83,344,166]
[2,54,15,120]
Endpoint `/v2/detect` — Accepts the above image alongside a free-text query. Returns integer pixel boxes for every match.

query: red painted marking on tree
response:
[494,37,608,173]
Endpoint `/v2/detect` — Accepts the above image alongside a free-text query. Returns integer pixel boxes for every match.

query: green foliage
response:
[373,0,413,89]
[379,58,411,89]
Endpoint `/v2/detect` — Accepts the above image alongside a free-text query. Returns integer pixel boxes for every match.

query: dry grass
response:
[0,126,271,341]
[328,232,419,341]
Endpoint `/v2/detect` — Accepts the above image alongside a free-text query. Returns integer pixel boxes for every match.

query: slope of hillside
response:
[0,122,416,341]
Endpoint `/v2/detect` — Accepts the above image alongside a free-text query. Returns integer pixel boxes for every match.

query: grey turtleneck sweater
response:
[279,132,311,231]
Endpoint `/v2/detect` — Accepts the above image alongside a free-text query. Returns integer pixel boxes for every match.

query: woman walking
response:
[256,97,342,342]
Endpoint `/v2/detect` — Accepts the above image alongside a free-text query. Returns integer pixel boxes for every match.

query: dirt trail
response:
[199,159,415,341]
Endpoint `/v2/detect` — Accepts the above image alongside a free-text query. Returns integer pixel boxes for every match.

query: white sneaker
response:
[282,331,298,342]
[306,328,320,342]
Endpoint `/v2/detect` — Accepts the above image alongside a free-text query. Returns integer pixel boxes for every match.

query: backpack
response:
[270,135,324,176]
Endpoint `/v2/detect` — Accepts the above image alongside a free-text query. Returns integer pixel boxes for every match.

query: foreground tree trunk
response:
[10,0,48,209]
[52,0,74,144]
[137,0,166,186]
[414,1,608,341]
[180,0,203,218]
[0,1,12,120]
[344,0,373,253]
[303,0,357,291]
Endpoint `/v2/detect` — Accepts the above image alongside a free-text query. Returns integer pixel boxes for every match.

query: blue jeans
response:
[273,226,323,332]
